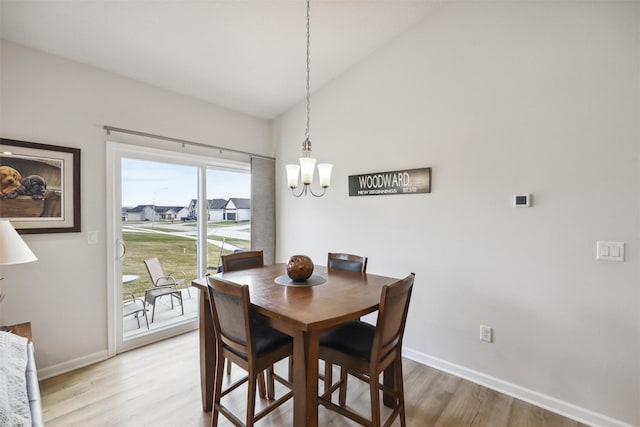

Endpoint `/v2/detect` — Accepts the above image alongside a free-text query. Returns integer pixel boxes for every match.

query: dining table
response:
[192,262,401,427]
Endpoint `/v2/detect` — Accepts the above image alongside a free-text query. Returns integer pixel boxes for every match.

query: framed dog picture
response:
[0,138,80,234]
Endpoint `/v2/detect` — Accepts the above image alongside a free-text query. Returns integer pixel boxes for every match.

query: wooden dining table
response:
[192,263,401,427]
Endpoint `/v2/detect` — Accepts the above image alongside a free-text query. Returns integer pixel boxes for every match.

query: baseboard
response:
[403,348,635,427]
[37,323,198,380]
[37,349,110,380]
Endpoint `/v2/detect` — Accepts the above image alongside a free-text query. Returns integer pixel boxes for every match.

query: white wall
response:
[0,40,272,373]
[275,2,639,426]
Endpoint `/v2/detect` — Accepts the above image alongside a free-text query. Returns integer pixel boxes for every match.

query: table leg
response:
[292,329,320,427]
[198,287,215,411]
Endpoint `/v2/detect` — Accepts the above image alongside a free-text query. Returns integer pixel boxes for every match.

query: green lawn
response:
[207,234,250,250]
[122,231,243,299]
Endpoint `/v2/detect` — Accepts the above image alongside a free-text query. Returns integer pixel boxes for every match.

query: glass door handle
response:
[117,239,126,259]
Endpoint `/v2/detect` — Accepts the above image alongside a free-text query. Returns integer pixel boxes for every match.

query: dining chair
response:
[322,252,368,384]
[221,250,265,272]
[327,252,368,273]
[318,273,415,427]
[220,250,268,397]
[207,276,293,427]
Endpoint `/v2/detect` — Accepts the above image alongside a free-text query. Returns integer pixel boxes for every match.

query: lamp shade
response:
[286,164,301,188]
[317,163,332,188]
[299,157,316,185]
[0,221,37,265]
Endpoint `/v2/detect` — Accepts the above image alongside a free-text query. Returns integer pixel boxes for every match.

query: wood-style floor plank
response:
[39,331,589,427]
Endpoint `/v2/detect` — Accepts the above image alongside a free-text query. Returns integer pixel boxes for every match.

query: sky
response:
[121,158,250,207]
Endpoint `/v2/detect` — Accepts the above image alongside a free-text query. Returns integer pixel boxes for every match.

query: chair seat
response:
[228,321,292,360]
[320,321,375,362]
[145,286,180,305]
[254,322,292,357]
[123,299,146,317]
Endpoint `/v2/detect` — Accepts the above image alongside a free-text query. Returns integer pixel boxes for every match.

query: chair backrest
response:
[221,250,264,272]
[327,253,368,273]
[372,273,414,365]
[207,276,254,358]
[144,257,164,286]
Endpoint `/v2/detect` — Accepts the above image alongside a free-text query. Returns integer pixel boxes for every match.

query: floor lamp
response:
[0,220,37,331]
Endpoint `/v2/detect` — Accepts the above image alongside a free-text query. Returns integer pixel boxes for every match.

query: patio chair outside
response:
[143,257,186,322]
[122,292,149,330]
[144,256,191,297]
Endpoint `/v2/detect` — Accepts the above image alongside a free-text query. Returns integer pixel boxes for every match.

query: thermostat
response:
[513,194,530,207]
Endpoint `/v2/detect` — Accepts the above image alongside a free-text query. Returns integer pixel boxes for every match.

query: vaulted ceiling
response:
[1,1,442,119]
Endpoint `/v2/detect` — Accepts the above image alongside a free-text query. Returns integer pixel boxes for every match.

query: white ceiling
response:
[0,0,442,119]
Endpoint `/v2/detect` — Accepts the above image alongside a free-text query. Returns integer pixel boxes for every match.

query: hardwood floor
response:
[40,331,588,426]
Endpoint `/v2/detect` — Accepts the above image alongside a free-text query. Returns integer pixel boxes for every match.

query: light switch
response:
[596,241,624,262]
[87,230,98,245]
[599,245,610,257]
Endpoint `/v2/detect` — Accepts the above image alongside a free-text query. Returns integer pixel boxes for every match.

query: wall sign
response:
[348,167,431,196]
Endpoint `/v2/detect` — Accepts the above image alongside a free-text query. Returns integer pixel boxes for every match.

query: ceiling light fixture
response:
[285,0,332,198]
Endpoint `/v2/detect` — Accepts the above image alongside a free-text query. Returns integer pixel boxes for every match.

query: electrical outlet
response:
[480,325,493,343]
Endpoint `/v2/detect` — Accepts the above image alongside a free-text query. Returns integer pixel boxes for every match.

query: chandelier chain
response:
[285,0,330,198]
[305,0,311,141]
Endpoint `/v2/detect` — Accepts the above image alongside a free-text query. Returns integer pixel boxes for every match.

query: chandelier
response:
[285,0,332,197]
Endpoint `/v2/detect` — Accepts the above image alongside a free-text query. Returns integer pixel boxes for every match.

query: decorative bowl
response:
[286,255,314,282]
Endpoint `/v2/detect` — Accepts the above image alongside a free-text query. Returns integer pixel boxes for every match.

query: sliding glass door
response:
[120,158,199,339]
[107,142,250,353]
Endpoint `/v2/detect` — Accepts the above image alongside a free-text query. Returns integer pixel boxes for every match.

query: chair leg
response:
[211,352,226,427]
[396,357,406,427]
[151,302,157,323]
[288,356,293,382]
[135,313,141,329]
[324,361,333,396]
[370,370,381,427]
[143,309,149,330]
[257,371,267,398]
[338,368,348,406]
[247,370,258,427]
[176,293,184,315]
[266,366,275,400]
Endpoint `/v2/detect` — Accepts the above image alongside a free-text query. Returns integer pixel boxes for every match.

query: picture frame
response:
[0,138,81,234]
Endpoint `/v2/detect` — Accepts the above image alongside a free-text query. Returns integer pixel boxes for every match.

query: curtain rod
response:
[103,125,275,161]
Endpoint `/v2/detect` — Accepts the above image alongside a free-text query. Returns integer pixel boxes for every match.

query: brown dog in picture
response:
[0,165,22,198]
